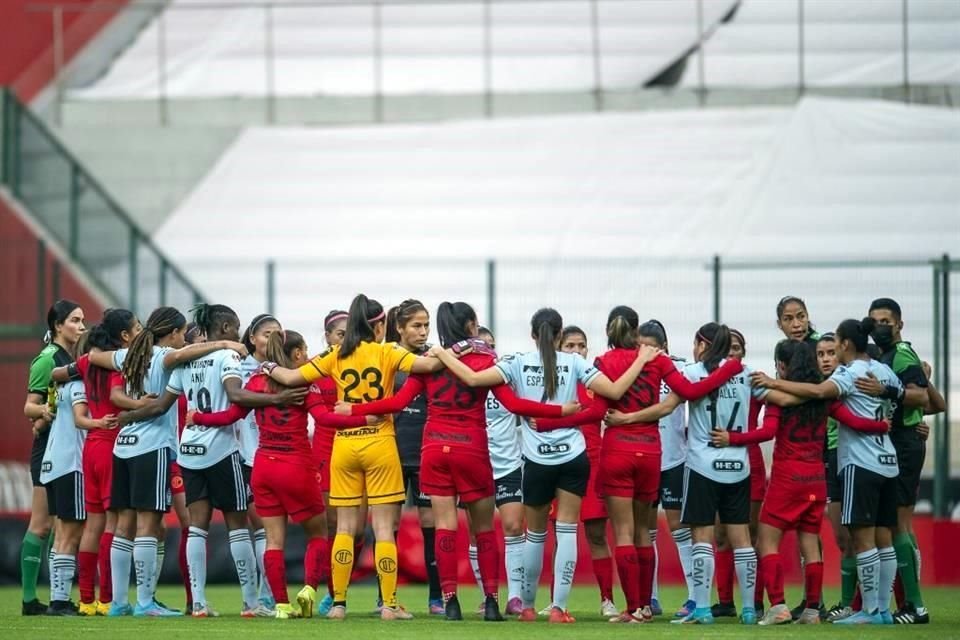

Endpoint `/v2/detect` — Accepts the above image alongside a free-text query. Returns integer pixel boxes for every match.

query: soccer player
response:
[343,301,577,622]
[776,296,820,344]
[20,300,85,616]
[191,330,372,619]
[262,294,446,621]
[713,340,888,625]
[857,298,931,624]
[100,306,247,617]
[431,307,660,624]
[752,317,903,625]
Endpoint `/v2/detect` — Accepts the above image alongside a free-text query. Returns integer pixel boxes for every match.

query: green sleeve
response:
[27,351,54,395]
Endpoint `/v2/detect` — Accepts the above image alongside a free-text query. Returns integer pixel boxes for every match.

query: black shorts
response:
[45,471,85,521]
[659,464,685,511]
[522,453,590,507]
[30,435,48,487]
[680,467,750,526]
[111,448,171,513]
[182,451,250,513]
[839,464,898,528]
[242,463,255,504]
[403,466,431,508]
[825,448,842,503]
[495,467,523,507]
[891,428,925,507]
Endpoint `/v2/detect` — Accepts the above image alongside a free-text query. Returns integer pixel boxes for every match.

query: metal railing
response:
[0,87,204,317]
[23,0,954,127]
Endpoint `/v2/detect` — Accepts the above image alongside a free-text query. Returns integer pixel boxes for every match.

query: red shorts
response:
[759,479,825,534]
[580,454,607,521]
[420,446,495,504]
[82,438,114,513]
[251,454,325,523]
[598,450,660,503]
[749,445,767,502]
[170,461,185,496]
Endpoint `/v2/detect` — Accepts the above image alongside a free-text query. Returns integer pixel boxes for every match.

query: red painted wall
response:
[0,195,105,463]
[1,0,128,101]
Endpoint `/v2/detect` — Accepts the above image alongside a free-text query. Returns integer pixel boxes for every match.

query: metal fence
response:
[24,0,957,127]
[0,87,204,318]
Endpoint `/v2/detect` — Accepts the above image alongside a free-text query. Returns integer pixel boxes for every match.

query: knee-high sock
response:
[228,529,259,609]
[253,528,271,601]
[19,531,45,603]
[304,537,328,590]
[615,545,640,612]
[672,528,695,602]
[98,532,114,604]
[856,548,880,614]
[375,540,399,609]
[110,536,134,607]
[754,549,765,608]
[637,546,655,608]
[151,538,165,597]
[691,543,715,610]
[51,554,77,603]
[186,527,208,608]
[592,556,614,603]
[436,529,459,600]
[468,544,484,595]
[841,555,858,607]
[78,550,97,604]
[552,522,578,611]
[878,546,897,614]
[521,529,547,609]
[649,529,659,602]
[264,549,288,604]
[178,528,191,607]
[331,533,355,603]
[894,532,924,608]
[760,553,784,606]
[804,561,823,609]
[734,547,757,612]
[325,533,336,598]
[715,546,735,605]
[504,535,525,601]
[476,530,500,599]
[133,536,158,607]
[422,527,441,602]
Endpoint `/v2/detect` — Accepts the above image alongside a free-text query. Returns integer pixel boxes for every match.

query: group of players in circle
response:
[19,292,944,625]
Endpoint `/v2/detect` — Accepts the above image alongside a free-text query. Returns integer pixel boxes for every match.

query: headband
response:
[695,331,712,345]
[249,314,280,334]
[325,312,349,328]
[367,311,386,324]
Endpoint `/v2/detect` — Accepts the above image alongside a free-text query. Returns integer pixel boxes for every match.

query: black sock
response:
[422,527,441,601]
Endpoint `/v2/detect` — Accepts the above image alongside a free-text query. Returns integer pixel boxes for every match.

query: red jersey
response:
[351,339,564,457]
[576,384,602,457]
[77,354,125,444]
[177,395,188,439]
[593,350,743,455]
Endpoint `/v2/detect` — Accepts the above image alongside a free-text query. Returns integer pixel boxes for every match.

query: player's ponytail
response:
[86,308,136,403]
[606,305,639,349]
[531,308,562,400]
[122,306,185,397]
[264,329,305,393]
[341,294,384,359]
[836,317,875,354]
[436,301,477,348]
[695,322,731,373]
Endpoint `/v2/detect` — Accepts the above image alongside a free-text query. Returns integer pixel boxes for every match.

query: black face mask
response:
[871,325,896,350]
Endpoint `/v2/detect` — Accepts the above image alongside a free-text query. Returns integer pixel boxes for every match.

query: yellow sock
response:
[331,533,354,603]
[375,540,399,609]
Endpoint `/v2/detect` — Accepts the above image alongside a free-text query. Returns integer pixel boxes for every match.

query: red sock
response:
[852,587,862,611]
[592,556,614,602]
[761,554,784,606]
[715,547,735,605]
[754,553,765,608]
[435,529,459,600]
[98,532,114,603]
[894,572,905,610]
[636,546,655,608]
[305,537,328,589]
[476,531,500,598]
[264,549,288,604]
[804,561,823,609]
[178,528,191,607]
[78,551,97,604]
[614,545,640,612]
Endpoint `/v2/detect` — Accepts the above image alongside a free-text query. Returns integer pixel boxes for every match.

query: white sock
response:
[187,527,208,608]
[691,542,714,610]
[151,539,165,596]
[650,529,660,602]
[857,548,881,614]
[504,535,525,601]
[878,546,897,614]
[228,528,259,609]
[522,529,547,608]
[111,536,134,606]
[552,522,578,611]
[253,528,271,601]
[468,544,484,596]
[48,550,55,602]
[52,553,76,602]
[672,528,695,602]
[734,547,757,612]
[134,536,158,607]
